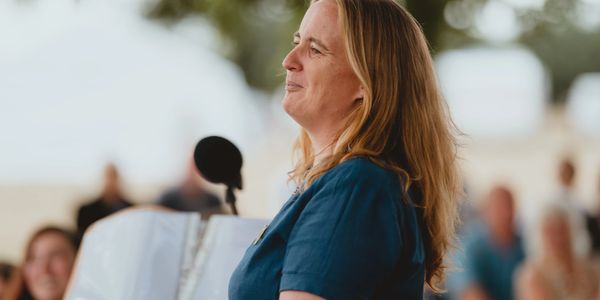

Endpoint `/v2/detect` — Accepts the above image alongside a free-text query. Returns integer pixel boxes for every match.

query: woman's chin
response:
[282,96,297,115]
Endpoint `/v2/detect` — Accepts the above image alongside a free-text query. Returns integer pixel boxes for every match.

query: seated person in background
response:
[456,186,526,300]
[76,163,133,238]
[517,208,599,300]
[585,172,600,257]
[0,262,14,299]
[3,226,78,300]
[158,160,227,220]
[550,158,590,256]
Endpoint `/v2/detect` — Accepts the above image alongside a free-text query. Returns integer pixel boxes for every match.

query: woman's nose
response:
[282,46,302,72]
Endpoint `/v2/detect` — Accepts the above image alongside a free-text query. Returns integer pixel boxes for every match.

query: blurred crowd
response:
[0,157,599,300]
[436,158,600,300]
[0,159,227,300]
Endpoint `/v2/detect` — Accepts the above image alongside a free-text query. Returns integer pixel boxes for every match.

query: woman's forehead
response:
[299,0,340,43]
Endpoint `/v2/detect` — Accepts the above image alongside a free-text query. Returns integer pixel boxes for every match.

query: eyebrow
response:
[294,32,331,52]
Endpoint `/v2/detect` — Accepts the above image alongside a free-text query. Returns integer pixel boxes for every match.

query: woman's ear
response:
[354,86,365,103]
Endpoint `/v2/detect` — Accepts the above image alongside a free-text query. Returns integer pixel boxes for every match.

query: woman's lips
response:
[285,80,303,92]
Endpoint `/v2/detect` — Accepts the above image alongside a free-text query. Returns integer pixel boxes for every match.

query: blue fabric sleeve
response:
[279,164,403,300]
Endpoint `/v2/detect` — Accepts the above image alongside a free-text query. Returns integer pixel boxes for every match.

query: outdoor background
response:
[1,0,600,266]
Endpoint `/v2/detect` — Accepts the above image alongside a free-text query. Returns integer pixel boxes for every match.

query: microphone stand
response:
[225,186,239,216]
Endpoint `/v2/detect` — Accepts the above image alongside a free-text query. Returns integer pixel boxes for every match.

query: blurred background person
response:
[3,226,78,300]
[158,159,227,220]
[556,158,579,204]
[76,163,133,239]
[585,172,600,258]
[0,262,14,299]
[454,186,526,300]
[516,208,599,300]
[548,158,591,258]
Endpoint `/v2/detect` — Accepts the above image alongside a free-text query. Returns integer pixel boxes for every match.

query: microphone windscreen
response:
[193,136,243,189]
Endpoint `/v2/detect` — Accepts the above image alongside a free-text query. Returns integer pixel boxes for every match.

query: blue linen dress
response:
[228,157,425,299]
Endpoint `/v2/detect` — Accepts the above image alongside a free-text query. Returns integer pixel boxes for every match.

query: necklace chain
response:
[313,140,335,161]
[293,140,337,196]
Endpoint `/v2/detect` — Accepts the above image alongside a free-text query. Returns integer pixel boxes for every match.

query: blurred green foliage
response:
[519,0,600,101]
[148,0,307,92]
[148,0,600,102]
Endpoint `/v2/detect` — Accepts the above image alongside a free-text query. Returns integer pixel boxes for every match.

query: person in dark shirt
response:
[158,160,227,220]
[76,163,132,238]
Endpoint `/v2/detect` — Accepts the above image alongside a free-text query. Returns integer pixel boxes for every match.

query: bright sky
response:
[0,0,265,184]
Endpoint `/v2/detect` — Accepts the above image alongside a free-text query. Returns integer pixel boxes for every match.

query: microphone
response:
[194,136,243,215]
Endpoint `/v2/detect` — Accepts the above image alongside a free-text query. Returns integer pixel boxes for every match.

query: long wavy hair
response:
[289,0,462,291]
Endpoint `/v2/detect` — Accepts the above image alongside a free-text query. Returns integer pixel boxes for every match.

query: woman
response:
[4,226,78,300]
[516,209,599,300]
[228,0,460,299]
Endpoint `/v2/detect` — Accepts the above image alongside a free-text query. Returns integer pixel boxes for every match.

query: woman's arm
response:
[280,291,326,300]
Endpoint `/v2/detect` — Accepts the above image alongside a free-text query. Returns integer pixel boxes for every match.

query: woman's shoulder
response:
[306,157,404,197]
[329,157,396,181]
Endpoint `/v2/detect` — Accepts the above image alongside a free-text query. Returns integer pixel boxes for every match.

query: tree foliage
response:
[147,0,600,102]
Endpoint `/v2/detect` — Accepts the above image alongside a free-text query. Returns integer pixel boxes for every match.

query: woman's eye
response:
[291,41,300,47]
[310,47,322,55]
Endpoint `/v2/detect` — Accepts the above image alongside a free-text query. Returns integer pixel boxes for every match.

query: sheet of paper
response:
[66,208,268,300]
[66,207,200,300]
[186,216,268,300]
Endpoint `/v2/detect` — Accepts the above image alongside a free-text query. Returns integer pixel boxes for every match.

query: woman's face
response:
[23,232,75,300]
[282,0,362,135]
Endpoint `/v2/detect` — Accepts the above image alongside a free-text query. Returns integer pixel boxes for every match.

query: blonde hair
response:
[290,0,462,291]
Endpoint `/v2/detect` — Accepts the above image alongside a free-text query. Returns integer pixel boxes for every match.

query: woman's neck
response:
[309,134,336,166]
